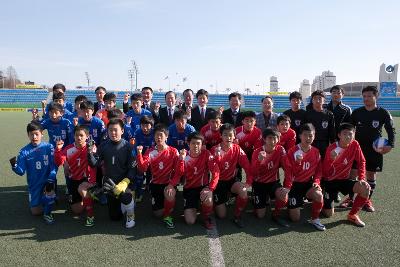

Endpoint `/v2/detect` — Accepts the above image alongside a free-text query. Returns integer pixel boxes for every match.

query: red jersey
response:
[96,108,109,126]
[210,143,253,182]
[235,126,262,157]
[285,144,322,189]
[322,141,366,181]
[171,149,220,191]
[250,145,290,186]
[55,143,96,183]
[278,128,296,152]
[200,124,222,149]
[137,145,182,184]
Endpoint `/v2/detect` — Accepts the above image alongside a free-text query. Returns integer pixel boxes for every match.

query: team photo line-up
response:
[9,83,396,231]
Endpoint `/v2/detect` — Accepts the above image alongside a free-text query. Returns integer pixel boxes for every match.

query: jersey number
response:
[159,162,164,170]
[36,161,41,170]
[303,162,310,170]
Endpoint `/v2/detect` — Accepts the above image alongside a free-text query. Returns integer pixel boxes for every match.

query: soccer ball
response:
[372,137,389,152]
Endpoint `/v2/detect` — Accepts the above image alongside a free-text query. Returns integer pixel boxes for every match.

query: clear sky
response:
[1,0,399,94]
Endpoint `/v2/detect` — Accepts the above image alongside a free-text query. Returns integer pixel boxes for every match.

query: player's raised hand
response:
[217,106,224,114]
[312,183,321,190]
[31,108,39,120]
[55,139,64,150]
[215,145,222,157]
[258,151,267,161]
[185,106,191,117]
[295,152,303,162]
[126,116,132,125]
[137,145,143,154]
[154,102,161,113]
[73,117,79,126]
[129,138,135,146]
[9,156,17,167]
[179,149,187,160]
[88,143,97,154]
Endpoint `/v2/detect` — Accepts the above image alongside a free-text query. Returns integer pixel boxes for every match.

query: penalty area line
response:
[206,217,225,267]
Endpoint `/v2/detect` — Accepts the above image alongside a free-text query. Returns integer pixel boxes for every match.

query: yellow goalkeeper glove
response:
[113,178,130,196]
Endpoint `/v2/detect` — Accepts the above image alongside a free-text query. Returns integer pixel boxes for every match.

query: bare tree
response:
[5,66,20,89]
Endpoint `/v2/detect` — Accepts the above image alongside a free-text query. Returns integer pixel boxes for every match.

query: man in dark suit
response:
[157,91,177,127]
[93,86,106,114]
[188,89,215,131]
[222,92,244,127]
[179,89,195,112]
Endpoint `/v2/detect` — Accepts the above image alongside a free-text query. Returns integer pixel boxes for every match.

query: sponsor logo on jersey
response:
[372,120,379,128]
[295,120,301,126]
[322,121,328,129]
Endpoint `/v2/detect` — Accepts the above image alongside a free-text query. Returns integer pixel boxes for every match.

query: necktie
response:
[201,108,205,120]
[169,108,173,122]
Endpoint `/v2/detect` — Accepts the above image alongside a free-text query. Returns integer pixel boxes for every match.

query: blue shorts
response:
[28,184,45,208]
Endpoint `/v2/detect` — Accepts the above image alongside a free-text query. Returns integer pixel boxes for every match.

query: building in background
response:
[379,63,398,97]
[299,79,311,98]
[270,76,279,92]
[311,71,336,92]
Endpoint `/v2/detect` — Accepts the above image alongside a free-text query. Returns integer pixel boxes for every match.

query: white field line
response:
[207,217,225,267]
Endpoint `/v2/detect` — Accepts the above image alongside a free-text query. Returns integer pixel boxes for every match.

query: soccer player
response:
[277,115,296,152]
[136,124,185,228]
[167,110,196,151]
[43,91,73,120]
[255,96,279,131]
[283,91,307,143]
[321,123,370,227]
[42,83,74,116]
[343,85,396,212]
[235,111,263,159]
[286,123,325,231]
[125,93,152,132]
[304,90,335,158]
[210,123,252,228]
[327,85,352,135]
[249,128,290,227]
[222,92,243,127]
[107,109,134,143]
[189,89,215,131]
[96,92,117,126]
[10,121,57,224]
[54,125,97,227]
[88,118,136,228]
[169,132,219,229]
[200,111,222,150]
[94,86,106,114]
[64,95,87,124]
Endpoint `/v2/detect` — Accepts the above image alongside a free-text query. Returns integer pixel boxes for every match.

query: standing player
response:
[78,101,106,146]
[42,83,74,116]
[54,125,97,227]
[136,124,185,228]
[210,123,252,228]
[276,114,296,152]
[235,111,263,159]
[167,110,196,151]
[283,91,307,144]
[304,90,335,158]
[96,92,117,126]
[169,132,219,229]
[125,93,152,132]
[200,111,223,150]
[88,118,136,228]
[344,85,395,212]
[286,123,325,231]
[10,121,57,224]
[249,128,291,227]
[327,85,352,135]
[321,123,370,227]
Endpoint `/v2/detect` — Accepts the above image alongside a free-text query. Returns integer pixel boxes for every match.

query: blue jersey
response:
[167,123,196,150]
[41,117,74,147]
[64,110,78,124]
[132,128,154,156]
[12,142,57,192]
[125,109,152,132]
[44,102,74,120]
[78,116,106,145]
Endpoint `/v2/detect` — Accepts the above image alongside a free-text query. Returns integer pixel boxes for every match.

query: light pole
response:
[128,70,134,93]
[85,72,90,87]
[131,60,139,91]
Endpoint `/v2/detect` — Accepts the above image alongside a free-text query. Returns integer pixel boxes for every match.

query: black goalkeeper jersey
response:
[305,108,336,143]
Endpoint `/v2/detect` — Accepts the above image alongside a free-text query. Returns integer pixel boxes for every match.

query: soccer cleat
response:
[272,215,290,228]
[233,216,245,228]
[310,218,326,231]
[85,216,95,227]
[204,217,214,230]
[126,214,136,228]
[43,214,55,224]
[163,216,175,229]
[339,196,353,208]
[363,199,375,212]
[348,214,365,227]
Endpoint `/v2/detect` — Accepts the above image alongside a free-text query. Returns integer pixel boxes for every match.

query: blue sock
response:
[135,175,144,197]
[42,194,56,215]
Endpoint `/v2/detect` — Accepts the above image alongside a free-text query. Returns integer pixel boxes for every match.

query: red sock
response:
[273,199,287,217]
[234,196,248,218]
[163,198,175,218]
[201,203,213,219]
[349,195,367,215]
[83,197,94,217]
[311,201,323,220]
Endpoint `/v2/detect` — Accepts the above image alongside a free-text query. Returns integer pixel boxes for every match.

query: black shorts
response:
[107,194,123,221]
[252,181,282,209]
[213,178,238,206]
[322,179,357,209]
[70,179,85,204]
[288,181,313,209]
[360,144,383,172]
[183,186,205,210]
[149,183,168,211]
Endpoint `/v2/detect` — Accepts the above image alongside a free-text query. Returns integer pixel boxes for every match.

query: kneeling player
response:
[55,125,97,227]
[210,123,252,228]
[322,123,370,227]
[136,124,185,229]
[286,124,325,231]
[249,128,291,227]
[170,132,219,229]
[88,118,136,228]
[10,121,57,224]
